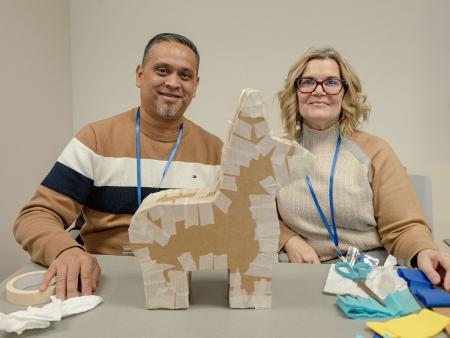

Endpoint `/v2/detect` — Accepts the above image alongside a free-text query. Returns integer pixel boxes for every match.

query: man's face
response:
[136,41,199,120]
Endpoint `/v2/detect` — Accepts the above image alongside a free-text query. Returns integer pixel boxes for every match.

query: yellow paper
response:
[366,321,399,338]
[367,309,450,338]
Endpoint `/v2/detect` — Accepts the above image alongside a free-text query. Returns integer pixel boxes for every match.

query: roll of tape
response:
[6,270,56,306]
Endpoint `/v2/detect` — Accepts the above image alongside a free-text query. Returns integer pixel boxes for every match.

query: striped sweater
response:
[14,108,223,266]
[277,123,437,263]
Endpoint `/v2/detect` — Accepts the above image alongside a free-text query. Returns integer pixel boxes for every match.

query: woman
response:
[277,46,450,290]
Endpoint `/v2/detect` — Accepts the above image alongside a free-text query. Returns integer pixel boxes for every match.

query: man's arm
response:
[14,185,84,265]
[14,184,100,299]
[14,126,101,299]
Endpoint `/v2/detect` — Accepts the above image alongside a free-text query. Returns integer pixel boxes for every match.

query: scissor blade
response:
[356,280,386,307]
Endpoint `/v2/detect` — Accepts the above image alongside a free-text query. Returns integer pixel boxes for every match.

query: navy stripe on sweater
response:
[85,186,166,214]
[41,161,168,214]
[42,162,93,205]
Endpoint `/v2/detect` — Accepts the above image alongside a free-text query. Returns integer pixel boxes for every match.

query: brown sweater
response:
[14,108,223,266]
[278,124,437,263]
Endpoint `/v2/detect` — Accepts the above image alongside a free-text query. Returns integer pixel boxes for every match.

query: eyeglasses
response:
[295,78,347,95]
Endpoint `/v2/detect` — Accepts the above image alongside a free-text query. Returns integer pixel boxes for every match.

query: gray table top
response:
[0,255,441,338]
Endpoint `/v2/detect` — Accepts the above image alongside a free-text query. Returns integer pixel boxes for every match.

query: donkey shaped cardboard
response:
[129,89,312,309]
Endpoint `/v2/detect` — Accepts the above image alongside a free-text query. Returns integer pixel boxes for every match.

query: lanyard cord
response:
[305,129,343,257]
[136,110,142,206]
[135,108,183,207]
[160,122,184,187]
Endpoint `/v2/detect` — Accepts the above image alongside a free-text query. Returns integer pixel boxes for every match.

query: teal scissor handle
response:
[335,261,357,280]
[335,262,372,281]
[354,262,372,280]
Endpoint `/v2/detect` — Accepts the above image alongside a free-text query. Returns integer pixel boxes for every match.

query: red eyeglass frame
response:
[295,78,347,95]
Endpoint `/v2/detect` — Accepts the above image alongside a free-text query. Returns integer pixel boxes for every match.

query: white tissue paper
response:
[323,255,408,300]
[0,295,103,335]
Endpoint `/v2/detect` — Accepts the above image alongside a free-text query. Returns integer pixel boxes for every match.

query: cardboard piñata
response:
[129,89,313,309]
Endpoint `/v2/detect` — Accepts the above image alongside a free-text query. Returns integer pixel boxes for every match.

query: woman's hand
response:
[284,235,321,264]
[417,248,450,291]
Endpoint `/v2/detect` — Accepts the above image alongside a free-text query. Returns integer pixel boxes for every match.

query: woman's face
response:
[297,58,344,130]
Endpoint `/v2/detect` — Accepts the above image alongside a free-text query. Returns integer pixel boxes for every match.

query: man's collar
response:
[138,107,185,142]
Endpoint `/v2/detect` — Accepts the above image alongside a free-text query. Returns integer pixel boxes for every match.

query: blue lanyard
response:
[305,129,343,258]
[135,108,183,207]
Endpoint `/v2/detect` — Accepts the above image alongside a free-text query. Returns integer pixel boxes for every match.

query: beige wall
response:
[0,0,72,279]
[1,0,449,278]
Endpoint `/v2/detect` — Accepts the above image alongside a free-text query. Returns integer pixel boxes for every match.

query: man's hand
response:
[39,247,101,300]
[417,248,450,291]
[284,235,321,264]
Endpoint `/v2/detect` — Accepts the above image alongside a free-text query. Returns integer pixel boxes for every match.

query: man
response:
[14,33,223,300]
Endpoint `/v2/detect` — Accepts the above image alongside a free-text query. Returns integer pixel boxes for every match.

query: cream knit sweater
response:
[277,123,437,263]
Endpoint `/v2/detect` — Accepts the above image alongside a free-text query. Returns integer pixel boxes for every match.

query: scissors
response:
[335,261,386,307]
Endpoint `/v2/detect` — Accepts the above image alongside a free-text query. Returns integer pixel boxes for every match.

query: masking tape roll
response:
[6,270,56,306]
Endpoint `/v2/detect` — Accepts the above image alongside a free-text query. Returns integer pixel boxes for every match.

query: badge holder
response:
[345,246,380,267]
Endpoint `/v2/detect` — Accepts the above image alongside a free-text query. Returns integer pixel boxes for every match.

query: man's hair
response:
[142,33,200,74]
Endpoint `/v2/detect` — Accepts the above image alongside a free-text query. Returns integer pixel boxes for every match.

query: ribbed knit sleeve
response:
[13,186,84,266]
[13,125,97,266]
[352,132,438,263]
[278,220,298,251]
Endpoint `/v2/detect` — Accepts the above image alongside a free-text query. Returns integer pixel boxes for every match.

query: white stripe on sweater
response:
[57,137,221,189]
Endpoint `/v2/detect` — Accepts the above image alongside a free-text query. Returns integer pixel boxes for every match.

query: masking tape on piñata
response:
[256,136,275,156]
[254,121,270,138]
[213,191,232,214]
[222,161,241,176]
[221,175,238,191]
[233,119,253,140]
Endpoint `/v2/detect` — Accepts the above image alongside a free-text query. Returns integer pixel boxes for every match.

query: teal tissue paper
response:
[336,289,420,319]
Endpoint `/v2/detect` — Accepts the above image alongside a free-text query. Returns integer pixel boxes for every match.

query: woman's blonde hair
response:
[278,47,370,139]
